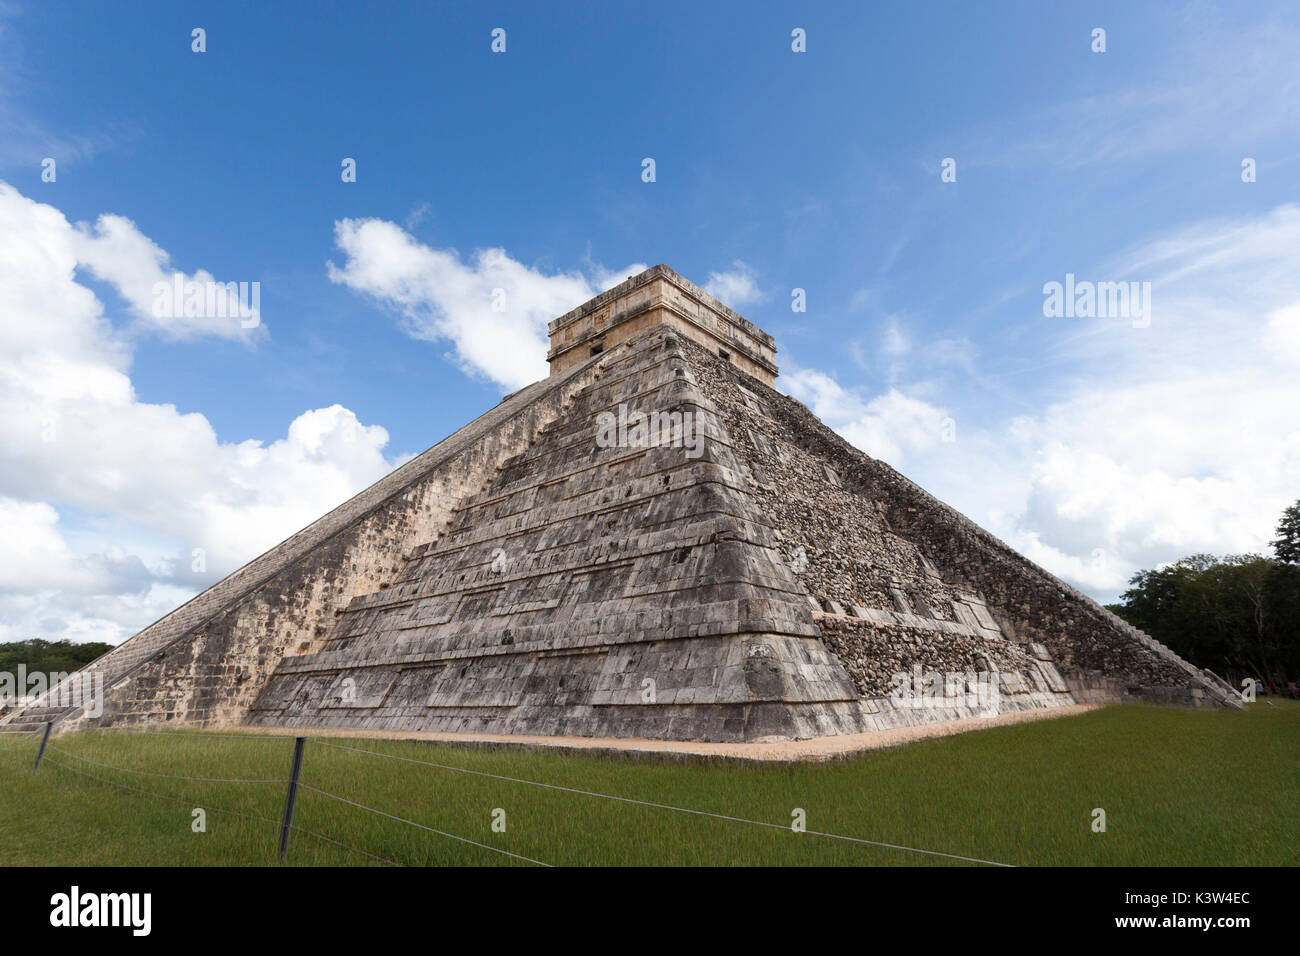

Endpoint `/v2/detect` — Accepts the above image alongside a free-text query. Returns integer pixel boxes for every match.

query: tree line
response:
[0,639,113,679]
[1106,501,1300,691]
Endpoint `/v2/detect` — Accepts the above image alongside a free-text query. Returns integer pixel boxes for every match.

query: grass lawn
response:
[1,700,1296,866]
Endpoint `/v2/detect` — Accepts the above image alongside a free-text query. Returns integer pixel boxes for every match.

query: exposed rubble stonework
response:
[2,265,1240,741]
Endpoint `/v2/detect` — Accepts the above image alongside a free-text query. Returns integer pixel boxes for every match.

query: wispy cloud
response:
[959,17,1300,171]
[0,4,133,170]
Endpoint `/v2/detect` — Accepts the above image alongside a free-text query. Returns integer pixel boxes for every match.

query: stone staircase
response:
[0,704,68,734]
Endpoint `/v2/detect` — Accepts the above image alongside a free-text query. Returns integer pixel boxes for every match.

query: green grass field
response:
[1,701,1296,867]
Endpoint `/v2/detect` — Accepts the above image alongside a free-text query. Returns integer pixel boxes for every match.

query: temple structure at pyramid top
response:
[1,265,1241,742]
[547,265,779,385]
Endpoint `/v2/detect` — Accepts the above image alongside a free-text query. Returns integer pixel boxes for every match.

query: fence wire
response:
[47,744,285,784]
[308,736,1014,867]
[42,754,396,866]
[298,781,551,867]
[24,728,1015,868]
[117,729,302,742]
[43,754,281,828]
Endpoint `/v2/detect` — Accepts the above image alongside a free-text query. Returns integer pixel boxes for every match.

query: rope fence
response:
[12,724,1015,867]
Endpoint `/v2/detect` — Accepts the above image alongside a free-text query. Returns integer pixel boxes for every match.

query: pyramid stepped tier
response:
[249,327,874,740]
[3,265,1238,741]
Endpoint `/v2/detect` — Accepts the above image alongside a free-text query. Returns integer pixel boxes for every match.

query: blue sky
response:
[2,1,1298,644]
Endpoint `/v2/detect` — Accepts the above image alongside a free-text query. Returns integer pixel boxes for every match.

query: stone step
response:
[0,706,72,729]
[4,710,67,723]
[0,721,50,734]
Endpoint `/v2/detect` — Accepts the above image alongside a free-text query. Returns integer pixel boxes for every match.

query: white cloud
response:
[587,261,648,294]
[703,260,763,308]
[782,365,952,466]
[0,181,400,645]
[991,356,1300,590]
[72,212,264,342]
[328,218,645,391]
[1264,302,1300,362]
[0,498,149,594]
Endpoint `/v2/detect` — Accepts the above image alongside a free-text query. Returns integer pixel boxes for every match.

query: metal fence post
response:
[278,736,306,861]
[32,722,52,773]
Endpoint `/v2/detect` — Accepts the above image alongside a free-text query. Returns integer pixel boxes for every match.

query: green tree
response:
[0,639,113,678]
[1113,553,1295,685]
[1264,561,1300,672]
[1272,500,1300,564]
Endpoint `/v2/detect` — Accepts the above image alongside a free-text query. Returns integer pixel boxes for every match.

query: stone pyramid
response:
[3,266,1240,741]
